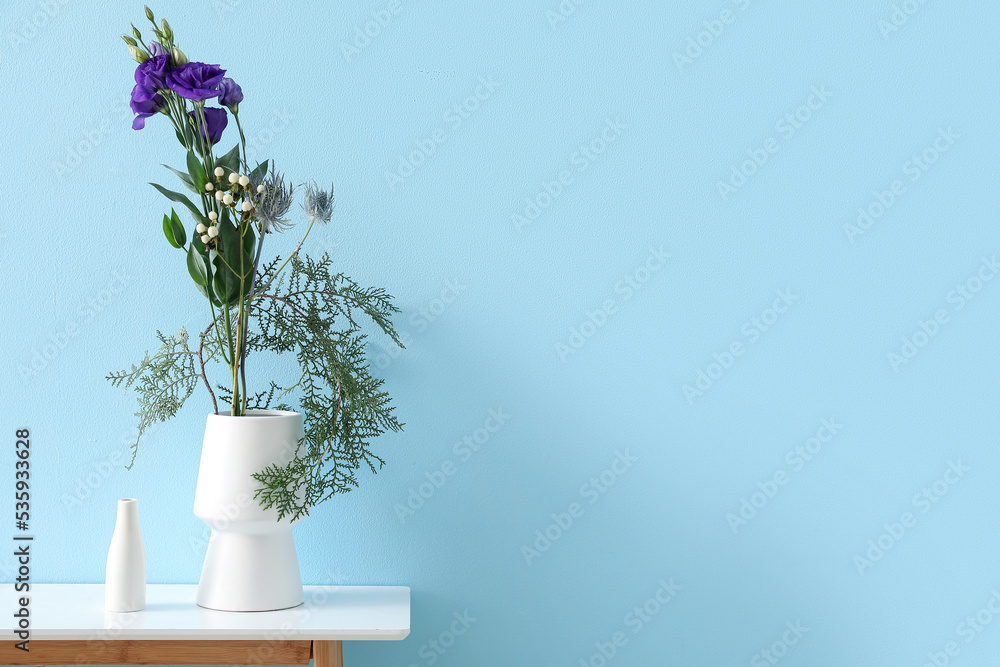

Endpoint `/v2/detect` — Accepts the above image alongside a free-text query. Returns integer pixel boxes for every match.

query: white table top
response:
[4,584,409,641]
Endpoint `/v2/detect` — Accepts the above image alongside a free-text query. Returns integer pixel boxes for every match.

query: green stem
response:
[206,260,231,367]
[259,217,316,295]
[239,230,266,414]
[166,94,191,150]
[236,228,248,415]
[188,103,216,171]
[234,111,249,169]
[223,305,239,415]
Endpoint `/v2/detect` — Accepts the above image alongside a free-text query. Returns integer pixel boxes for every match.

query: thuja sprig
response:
[107,329,202,468]
[246,254,404,521]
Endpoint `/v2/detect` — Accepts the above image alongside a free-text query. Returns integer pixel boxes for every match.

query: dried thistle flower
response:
[303,181,335,224]
[254,170,294,233]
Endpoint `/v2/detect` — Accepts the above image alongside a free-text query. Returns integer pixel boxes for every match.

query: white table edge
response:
[27,629,411,641]
[5,583,410,642]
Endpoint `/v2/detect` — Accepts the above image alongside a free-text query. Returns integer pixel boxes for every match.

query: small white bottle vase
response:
[105,498,146,612]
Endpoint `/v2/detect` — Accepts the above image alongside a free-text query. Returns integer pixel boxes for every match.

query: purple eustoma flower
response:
[134,53,171,90]
[130,84,166,130]
[148,41,167,57]
[167,62,226,101]
[217,78,243,112]
[189,107,228,145]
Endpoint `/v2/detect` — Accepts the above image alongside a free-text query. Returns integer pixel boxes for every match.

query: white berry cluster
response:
[201,165,264,244]
[195,209,220,245]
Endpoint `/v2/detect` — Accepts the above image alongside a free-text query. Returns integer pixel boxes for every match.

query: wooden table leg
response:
[312,640,343,667]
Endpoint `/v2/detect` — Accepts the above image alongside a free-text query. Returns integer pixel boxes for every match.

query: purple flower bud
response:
[217,77,243,112]
[148,41,167,57]
[189,107,228,145]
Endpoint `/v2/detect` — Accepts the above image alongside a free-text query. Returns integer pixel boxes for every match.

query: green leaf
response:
[170,209,186,249]
[150,183,205,223]
[161,164,198,194]
[250,160,269,183]
[162,214,182,248]
[212,266,229,304]
[243,225,256,260]
[216,217,236,253]
[216,144,240,174]
[242,226,257,282]
[186,243,209,286]
[219,220,248,276]
[211,220,246,304]
[193,279,222,306]
[193,281,210,303]
[212,259,241,303]
[186,150,209,191]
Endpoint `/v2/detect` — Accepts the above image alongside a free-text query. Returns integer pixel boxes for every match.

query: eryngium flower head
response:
[254,170,294,233]
[303,181,335,224]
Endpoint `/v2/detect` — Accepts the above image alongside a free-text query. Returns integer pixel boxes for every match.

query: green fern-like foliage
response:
[246,253,403,521]
[106,328,201,468]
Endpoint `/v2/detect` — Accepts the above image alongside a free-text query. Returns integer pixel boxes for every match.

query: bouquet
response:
[109,6,404,520]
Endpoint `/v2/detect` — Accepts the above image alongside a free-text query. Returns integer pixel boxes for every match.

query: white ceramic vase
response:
[193,410,306,611]
[105,498,146,612]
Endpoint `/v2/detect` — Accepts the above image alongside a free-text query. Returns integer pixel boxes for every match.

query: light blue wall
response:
[2,0,999,665]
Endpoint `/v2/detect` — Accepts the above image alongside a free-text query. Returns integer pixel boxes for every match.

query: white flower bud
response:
[207,226,219,238]
[223,193,234,206]
[241,201,252,212]
[171,46,189,67]
[238,175,250,187]
[208,211,218,221]
[196,223,207,233]
[214,167,225,178]
[257,184,265,193]
[200,234,211,244]
[205,182,214,192]
[215,191,225,201]
[128,45,149,64]
[228,172,239,184]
